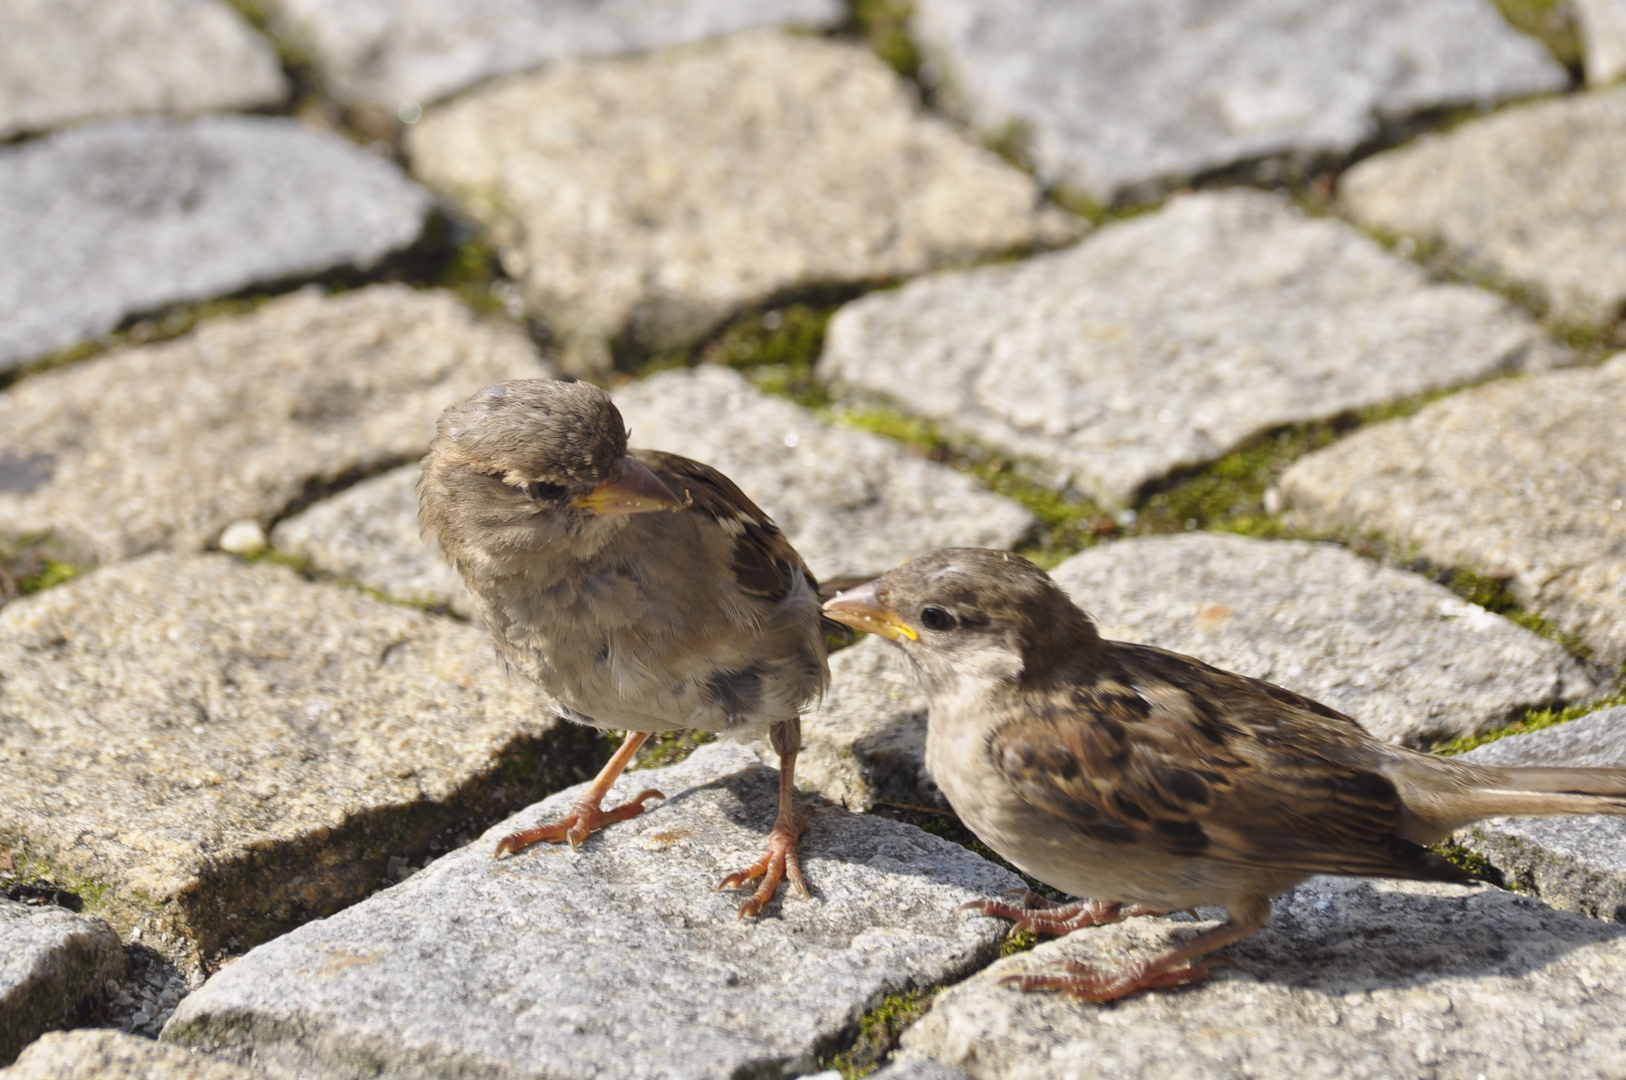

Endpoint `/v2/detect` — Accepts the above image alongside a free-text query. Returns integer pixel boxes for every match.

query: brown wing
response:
[632,449,814,604]
[988,641,1469,883]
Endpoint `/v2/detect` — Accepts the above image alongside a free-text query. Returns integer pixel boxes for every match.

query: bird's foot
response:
[493,788,665,857]
[718,812,809,919]
[999,955,1212,1003]
[960,890,1165,937]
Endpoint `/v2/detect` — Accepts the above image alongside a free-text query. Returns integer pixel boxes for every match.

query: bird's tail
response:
[1459,766,1626,818]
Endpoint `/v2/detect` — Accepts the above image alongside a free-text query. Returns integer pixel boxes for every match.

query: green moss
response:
[818,986,939,1079]
[627,729,717,771]
[428,231,511,319]
[850,0,921,81]
[1429,840,1508,886]
[20,560,80,594]
[1432,692,1626,757]
[1488,0,1583,71]
[0,536,84,606]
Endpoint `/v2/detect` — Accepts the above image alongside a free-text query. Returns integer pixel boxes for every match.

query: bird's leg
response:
[494,730,665,857]
[999,895,1271,1003]
[719,717,810,918]
[961,889,1168,937]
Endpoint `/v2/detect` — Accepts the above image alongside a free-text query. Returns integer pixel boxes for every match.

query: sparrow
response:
[823,547,1626,1002]
[418,377,832,917]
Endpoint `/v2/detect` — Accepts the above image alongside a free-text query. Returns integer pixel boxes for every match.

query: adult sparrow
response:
[418,377,832,917]
[823,547,1626,1001]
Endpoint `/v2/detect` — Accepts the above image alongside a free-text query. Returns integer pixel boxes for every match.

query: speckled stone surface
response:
[820,190,1563,505]
[0,902,127,1066]
[1,1030,256,1080]
[0,0,285,140]
[899,878,1626,1080]
[164,743,1023,1080]
[0,553,601,972]
[1577,0,1626,85]
[271,465,476,619]
[1283,355,1626,668]
[613,367,1036,581]
[0,117,432,372]
[1342,87,1626,329]
[0,286,546,565]
[406,30,1081,370]
[1459,707,1626,922]
[1050,533,1593,748]
[263,0,846,108]
[910,0,1567,205]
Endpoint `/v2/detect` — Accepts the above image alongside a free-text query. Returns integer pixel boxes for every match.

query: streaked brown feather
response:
[988,640,1470,883]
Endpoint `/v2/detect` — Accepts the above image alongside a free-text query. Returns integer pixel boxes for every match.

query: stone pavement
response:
[2,1,1624,1077]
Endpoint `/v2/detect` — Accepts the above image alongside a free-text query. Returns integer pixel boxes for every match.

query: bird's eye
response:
[527,481,567,501]
[920,606,954,632]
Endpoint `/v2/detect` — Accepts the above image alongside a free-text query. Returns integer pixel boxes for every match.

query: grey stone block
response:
[0,286,546,565]
[1050,534,1594,748]
[613,367,1036,582]
[0,116,431,372]
[910,0,1567,206]
[1577,0,1626,85]
[163,743,1023,1080]
[0,552,600,973]
[0,0,285,140]
[900,877,1626,1080]
[271,465,476,619]
[1458,707,1626,922]
[1283,354,1626,668]
[0,901,127,1066]
[1,1030,256,1080]
[406,30,1082,370]
[820,190,1563,506]
[1343,86,1626,329]
[263,0,846,108]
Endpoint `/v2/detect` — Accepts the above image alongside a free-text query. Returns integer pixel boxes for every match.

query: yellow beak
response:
[572,457,686,515]
[822,580,918,642]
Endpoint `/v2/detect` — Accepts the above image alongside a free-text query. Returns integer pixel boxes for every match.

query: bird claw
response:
[718,813,809,918]
[959,895,1146,937]
[492,788,665,858]
[998,957,1212,1003]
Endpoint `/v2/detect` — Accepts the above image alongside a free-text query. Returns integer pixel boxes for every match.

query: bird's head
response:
[417,378,685,572]
[821,548,1099,698]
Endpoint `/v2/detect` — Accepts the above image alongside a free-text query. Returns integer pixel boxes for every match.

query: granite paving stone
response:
[0,0,286,141]
[1050,533,1594,748]
[819,190,1564,507]
[868,1063,975,1080]
[896,877,1626,1080]
[163,742,1023,1080]
[909,0,1567,207]
[613,367,1037,581]
[263,0,846,109]
[406,30,1082,372]
[0,901,127,1066]
[790,534,1594,813]
[0,286,546,566]
[1576,0,1626,85]
[0,116,432,373]
[0,552,601,974]
[1458,707,1626,922]
[1341,87,1626,329]
[271,466,476,619]
[1283,355,1626,667]
[0,1030,257,1080]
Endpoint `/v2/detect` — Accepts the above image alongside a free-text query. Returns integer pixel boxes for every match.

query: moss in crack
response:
[850,0,921,82]
[818,985,939,1079]
[1488,0,1583,74]
[625,300,844,408]
[1432,692,1626,757]
[1430,840,1510,887]
[626,729,717,771]
[0,536,83,607]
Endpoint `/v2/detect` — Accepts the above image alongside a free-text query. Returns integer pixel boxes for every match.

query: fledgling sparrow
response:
[824,548,1626,1001]
[418,377,834,917]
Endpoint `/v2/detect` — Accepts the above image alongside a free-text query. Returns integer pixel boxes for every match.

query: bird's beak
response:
[822,580,918,642]
[572,457,686,515]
